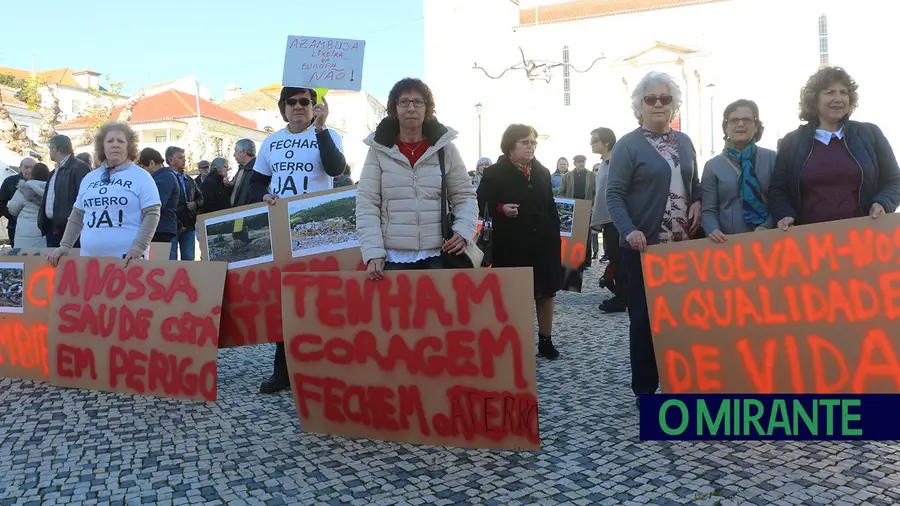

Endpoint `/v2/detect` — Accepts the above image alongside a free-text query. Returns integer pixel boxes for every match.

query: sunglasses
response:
[285,97,312,107]
[643,95,673,106]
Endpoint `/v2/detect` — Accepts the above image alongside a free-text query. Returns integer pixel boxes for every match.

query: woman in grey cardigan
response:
[702,99,776,242]
[606,71,701,409]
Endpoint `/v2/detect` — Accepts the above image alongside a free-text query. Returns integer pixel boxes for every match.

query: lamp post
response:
[706,83,716,156]
[475,103,483,158]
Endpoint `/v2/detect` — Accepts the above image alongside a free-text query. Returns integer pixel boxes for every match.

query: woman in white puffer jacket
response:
[8,162,50,248]
[356,78,478,280]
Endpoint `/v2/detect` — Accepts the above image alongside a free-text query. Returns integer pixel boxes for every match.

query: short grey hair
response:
[235,138,256,157]
[211,157,229,171]
[631,71,683,125]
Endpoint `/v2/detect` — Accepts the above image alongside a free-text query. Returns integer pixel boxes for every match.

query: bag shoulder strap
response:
[724,156,742,176]
[438,148,449,239]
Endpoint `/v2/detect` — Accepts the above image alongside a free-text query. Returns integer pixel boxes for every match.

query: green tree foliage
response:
[0,73,25,88]
[14,75,45,111]
[289,196,356,228]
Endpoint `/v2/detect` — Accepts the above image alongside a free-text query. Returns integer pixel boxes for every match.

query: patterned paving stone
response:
[1,263,899,505]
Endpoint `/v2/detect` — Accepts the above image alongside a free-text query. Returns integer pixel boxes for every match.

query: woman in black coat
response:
[477,124,562,360]
[199,157,234,215]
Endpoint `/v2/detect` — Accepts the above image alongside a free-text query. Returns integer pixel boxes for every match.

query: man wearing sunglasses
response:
[249,86,347,394]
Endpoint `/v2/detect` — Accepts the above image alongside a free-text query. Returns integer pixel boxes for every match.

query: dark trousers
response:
[6,226,14,248]
[273,341,289,381]
[45,227,79,249]
[602,223,625,304]
[622,248,659,395]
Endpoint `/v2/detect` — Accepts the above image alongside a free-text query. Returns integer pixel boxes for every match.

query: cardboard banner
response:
[557,197,591,293]
[643,214,900,394]
[282,35,366,92]
[47,257,227,401]
[197,187,365,348]
[280,268,541,450]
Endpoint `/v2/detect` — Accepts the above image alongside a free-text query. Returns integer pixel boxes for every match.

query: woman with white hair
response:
[606,71,701,408]
[472,157,491,189]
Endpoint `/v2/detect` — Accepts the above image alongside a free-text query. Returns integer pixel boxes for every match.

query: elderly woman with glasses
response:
[701,99,776,242]
[47,121,162,267]
[606,71,701,408]
[770,66,900,229]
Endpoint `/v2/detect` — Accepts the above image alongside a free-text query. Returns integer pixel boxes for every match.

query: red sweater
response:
[798,139,863,225]
[398,139,431,167]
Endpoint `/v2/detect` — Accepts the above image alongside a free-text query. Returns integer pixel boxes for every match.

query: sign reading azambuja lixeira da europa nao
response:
[636,394,900,440]
[282,35,365,92]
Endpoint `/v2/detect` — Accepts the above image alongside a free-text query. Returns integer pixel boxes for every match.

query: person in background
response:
[356,77,476,276]
[770,66,900,229]
[76,152,93,169]
[40,135,91,247]
[195,160,210,187]
[551,157,568,195]
[590,127,625,313]
[472,157,491,190]
[702,99,776,242]
[478,124,561,359]
[334,164,354,187]
[606,71,701,408]
[0,157,35,247]
[249,86,346,395]
[166,146,203,260]
[231,139,256,208]
[8,162,50,248]
[589,163,602,260]
[47,121,161,266]
[137,147,180,244]
[200,157,234,214]
[559,154,597,267]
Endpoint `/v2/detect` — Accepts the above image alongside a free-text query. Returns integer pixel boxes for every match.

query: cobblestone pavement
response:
[3,263,900,506]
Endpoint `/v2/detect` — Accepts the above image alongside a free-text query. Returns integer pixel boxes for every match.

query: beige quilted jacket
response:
[356,119,478,263]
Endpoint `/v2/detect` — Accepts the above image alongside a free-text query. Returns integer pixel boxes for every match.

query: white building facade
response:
[424,0,894,169]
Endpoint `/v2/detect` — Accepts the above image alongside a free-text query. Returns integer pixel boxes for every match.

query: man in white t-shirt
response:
[249,86,347,394]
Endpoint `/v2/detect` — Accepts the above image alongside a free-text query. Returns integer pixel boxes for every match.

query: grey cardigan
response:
[701,148,776,235]
[606,127,700,247]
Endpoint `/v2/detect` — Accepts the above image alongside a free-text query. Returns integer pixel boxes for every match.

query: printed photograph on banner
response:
[0,262,25,313]
[555,198,576,237]
[288,189,358,258]
[204,207,274,268]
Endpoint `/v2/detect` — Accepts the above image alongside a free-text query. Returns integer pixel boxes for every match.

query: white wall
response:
[425,0,894,169]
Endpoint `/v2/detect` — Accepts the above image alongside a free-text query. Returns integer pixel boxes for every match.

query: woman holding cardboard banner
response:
[606,71,701,408]
[356,78,478,277]
[477,124,562,360]
[770,66,900,229]
[701,99,776,243]
[47,122,161,267]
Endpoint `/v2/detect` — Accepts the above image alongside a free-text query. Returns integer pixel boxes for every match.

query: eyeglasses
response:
[518,139,538,147]
[285,97,312,107]
[398,98,426,109]
[727,117,756,126]
[643,95,673,106]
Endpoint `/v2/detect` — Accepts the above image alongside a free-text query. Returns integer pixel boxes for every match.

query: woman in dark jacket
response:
[477,124,562,360]
[770,66,900,229]
[199,157,233,214]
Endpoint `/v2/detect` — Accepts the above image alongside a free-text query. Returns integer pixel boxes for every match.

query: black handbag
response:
[438,148,481,269]
[476,202,493,267]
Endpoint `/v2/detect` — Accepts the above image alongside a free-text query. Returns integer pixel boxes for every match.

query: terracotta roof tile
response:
[0,66,83,88]
[58,90,260,131]
[0,86,27,108]
[518,0,729,26]
[220,86,280,113]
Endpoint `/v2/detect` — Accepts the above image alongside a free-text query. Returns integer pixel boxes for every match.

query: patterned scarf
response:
[512,160,532,179]
[724,142,767,227]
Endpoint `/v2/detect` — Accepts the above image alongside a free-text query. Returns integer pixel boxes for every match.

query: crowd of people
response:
[0,65,894,410]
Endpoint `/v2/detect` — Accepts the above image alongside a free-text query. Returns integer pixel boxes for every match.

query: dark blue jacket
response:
[769,119,900,222]
[152,167,180,235]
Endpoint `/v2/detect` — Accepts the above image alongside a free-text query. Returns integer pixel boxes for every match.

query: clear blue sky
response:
[0,0,424,103]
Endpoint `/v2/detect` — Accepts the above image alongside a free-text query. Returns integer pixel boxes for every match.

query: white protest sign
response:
[282,35,365,92]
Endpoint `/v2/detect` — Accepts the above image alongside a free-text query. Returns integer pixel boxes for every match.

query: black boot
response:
[260,342,291,394]
[537,334,560,360]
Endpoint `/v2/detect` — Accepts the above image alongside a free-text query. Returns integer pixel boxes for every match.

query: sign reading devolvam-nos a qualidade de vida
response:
[282,35,365,92]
